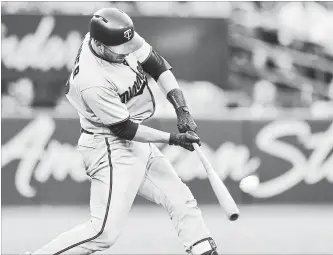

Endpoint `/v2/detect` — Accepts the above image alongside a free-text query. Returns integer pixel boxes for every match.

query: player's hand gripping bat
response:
[193,143,239,221]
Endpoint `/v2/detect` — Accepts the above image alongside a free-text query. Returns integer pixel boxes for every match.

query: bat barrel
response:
[193,143,240,221]
[229,213,239,221]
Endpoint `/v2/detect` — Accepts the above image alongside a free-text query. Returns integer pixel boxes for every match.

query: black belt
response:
[81,128,94,135]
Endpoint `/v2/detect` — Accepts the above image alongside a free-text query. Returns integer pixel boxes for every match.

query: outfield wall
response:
[2,115,332,205]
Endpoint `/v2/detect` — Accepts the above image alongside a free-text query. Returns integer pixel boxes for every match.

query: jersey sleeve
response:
[132,36,152,64]
[81,86,130,126]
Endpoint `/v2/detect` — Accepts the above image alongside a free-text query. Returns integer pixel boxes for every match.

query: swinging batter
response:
[26,8,218,255]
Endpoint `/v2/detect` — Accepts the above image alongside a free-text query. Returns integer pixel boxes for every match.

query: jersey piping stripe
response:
[53,138,113,255]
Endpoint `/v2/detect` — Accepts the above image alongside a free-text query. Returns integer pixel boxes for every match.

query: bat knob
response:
[229,213,239,221]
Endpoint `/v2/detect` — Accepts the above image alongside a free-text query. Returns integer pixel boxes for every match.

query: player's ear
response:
[99,45,105,55]
[94,40,104,54]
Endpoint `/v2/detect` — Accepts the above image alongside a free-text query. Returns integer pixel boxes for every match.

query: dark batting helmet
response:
[89,8,143,55]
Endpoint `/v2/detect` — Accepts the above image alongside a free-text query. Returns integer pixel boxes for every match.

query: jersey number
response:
[65,65,79,94]
[65,42,83,94]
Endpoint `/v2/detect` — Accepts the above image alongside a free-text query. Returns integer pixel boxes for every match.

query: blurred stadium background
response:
[2,1,333,254]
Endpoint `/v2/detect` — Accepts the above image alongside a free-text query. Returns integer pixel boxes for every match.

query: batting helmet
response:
[90,8,143,55]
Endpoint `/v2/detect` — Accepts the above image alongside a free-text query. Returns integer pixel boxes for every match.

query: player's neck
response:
[90,39,104,58]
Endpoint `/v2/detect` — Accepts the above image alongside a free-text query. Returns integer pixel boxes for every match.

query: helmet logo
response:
[124,29,132,40]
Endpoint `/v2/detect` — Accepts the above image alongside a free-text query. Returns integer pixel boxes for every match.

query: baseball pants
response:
[32,132,211,254]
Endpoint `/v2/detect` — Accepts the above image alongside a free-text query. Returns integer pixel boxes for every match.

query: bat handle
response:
[193,143,213,174]
[193,143,201,152]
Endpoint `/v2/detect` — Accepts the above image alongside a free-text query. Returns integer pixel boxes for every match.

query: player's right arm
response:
[132,36,198,135]
[81,86,200,151]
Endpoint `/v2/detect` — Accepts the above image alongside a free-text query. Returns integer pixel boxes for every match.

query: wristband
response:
[166,88,187,110]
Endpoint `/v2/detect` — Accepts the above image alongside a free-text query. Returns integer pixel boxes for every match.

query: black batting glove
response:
[169,131,201,151]
[176,106,198,133]
[166,88,197,133]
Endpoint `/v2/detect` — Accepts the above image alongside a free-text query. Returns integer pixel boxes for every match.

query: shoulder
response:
[77,45,117,91]
[76,63,116,92]
[131,35,152,64]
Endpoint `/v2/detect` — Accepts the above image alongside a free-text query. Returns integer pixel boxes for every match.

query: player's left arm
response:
[133,37,197,133]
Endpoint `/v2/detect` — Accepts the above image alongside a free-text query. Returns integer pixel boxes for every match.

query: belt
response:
[81,128,94,135]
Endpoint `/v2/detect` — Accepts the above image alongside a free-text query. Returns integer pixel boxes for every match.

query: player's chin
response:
[111,57,124,63]
[116,56,125,61]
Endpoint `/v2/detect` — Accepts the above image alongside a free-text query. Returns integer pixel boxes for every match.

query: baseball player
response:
[25,8,218,255]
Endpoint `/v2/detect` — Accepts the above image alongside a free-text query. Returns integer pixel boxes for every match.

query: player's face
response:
[104,46,128,63]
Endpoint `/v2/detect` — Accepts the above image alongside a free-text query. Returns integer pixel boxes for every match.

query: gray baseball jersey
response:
[66,33,155,135]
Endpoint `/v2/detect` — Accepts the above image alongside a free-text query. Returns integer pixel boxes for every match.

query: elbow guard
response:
[109,119,139,140]
[142,50,172,81]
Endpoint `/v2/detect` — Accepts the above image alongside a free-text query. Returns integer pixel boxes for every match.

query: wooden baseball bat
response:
[193,143,239,221]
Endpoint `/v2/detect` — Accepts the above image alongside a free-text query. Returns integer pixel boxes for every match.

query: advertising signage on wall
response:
[2,115,332,205]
